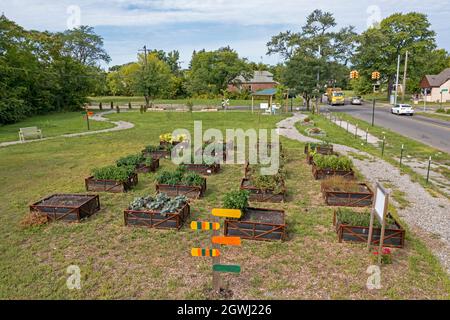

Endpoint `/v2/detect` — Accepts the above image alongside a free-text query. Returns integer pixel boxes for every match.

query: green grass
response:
[88,96,304,108]
[0,111,449,299]
[0,112,114,143]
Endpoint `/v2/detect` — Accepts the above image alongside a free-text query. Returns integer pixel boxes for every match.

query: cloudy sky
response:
[3,0,450,68]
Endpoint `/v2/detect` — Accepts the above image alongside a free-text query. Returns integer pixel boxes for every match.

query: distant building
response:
[420,68,450,102]
[228,71,279,93]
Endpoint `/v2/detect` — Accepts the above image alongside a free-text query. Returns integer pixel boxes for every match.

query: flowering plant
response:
[372,247,393,264]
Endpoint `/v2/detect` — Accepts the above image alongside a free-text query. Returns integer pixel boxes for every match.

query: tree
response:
[132,53,172,106]
[267,9,356,110]
[61,26,111,66]
[352,12,439,97]
[187,47,252,97]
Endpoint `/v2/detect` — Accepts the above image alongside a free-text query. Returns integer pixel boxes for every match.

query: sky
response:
[2,0,450,68]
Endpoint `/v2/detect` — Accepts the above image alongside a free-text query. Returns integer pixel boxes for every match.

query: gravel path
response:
[277,113,450,274]
[0,111,134,148]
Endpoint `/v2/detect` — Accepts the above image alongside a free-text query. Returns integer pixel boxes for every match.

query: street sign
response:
[213,264,241,274]
[212,236,241,246]
[191,248,220,257]
[211,208,242,219]
[190,221,220,231]
[441,89,449,93]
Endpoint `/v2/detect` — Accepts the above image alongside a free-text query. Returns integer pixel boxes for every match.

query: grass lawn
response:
[0,111,448,299]
[88,96,304,108]
[416,112,450,122]
[0,112,115,143]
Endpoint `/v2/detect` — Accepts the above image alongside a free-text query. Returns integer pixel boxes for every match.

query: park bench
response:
[19,127,43,142]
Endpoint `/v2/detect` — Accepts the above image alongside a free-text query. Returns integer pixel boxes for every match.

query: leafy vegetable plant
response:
[128,193,188,216]
[92,165,135,182]
[313,154,353,171]
[223,190,249,210]
[156,166,204,187]
[116,154,144,168]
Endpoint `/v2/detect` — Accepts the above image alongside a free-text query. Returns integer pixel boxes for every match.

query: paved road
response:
[326,102,450,154]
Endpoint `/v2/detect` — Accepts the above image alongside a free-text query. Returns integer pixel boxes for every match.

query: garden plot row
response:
[305,142,405,248]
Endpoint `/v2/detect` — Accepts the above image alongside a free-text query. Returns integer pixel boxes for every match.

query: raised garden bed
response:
[85,173,138,193]
[135,158,160,173]
[142,146,171,159]
[124,195,190,230]
[30,194,100,222]
[240,178,286,203]
[333,209,405,248]
[224,207,286,241]
[304,143,334,155]
[306,151,339,165]
[322,182,374,207]
[156,179,207,199]
[183,163,220,175]
[312,164,355,180]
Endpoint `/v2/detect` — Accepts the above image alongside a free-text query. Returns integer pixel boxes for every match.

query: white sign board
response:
[374,185,387,223]
[260,103,269,110]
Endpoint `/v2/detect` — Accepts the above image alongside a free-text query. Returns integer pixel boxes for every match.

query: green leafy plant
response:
[145,144,172,153]
[313,154,353,171]
[116,154,144,168]
[156,166,204,187]
[336,208,396,228]
[223,190,249,210]
[321,176,362,193]
[128,193,188,216]
[92,165,135,182]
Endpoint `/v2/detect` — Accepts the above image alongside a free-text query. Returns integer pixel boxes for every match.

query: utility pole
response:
[138,45,149,108]
[394,55,401,105]
[402,51,409,103]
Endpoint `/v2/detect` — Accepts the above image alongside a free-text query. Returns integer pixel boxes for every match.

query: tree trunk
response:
[387,76,393,101]
[144,95,150,108]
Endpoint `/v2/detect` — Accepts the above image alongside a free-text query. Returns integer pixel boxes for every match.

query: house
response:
[228,71,279,93]
[420,68,450,103]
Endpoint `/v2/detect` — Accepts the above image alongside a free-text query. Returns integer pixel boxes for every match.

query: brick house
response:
[420,68,450,102]
[228,71,279,93]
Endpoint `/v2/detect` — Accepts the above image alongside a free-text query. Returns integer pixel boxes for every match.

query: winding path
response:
[0,111,134,148]
[277,113,450,274]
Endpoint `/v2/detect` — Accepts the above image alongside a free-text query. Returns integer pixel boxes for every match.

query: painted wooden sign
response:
[190,221,220,231]
[191,248,220,257]
[213,264,241,274]
[212,236,241,246]
[211,208,242,219]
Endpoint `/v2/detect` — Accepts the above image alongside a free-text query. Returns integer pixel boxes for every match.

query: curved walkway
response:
[277,113,450,274]
[0,111,135,148]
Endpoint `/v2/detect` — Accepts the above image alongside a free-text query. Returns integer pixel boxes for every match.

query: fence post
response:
[355,124,358,139]
[400,144,404,169]
[381,136,385,158]
[366,128,369,143]
[426,157,432,184]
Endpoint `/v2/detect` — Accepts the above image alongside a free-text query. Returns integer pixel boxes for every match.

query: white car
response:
[391,104,414,116]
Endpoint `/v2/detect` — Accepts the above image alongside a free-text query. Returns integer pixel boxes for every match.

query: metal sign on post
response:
[368,183,390,264]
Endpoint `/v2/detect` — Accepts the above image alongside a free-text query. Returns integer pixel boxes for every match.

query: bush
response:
[0,99,30,124]
[223,190,249,210]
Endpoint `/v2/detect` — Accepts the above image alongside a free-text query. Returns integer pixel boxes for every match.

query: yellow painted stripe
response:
[212,208,242,219]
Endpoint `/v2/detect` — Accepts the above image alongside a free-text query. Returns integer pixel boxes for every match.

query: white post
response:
[251,96,254,114]
[394,55,401,105]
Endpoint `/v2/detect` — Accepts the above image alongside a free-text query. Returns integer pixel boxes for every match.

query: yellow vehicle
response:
[326,88,345,106]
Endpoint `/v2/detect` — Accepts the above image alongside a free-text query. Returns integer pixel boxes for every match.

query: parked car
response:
[391,104,415,116]
[350,97,362,105]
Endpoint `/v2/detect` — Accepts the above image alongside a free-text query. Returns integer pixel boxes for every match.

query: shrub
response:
[92,165,135,181]
[223,190,249,210]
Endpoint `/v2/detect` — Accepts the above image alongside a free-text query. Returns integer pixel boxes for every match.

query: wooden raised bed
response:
[135,158,160,173]
[224,207,286,242]
[184,163,220,175]
[333,211,405,248]
[156,178,207,199]
[321,182,374,207]
[124,203,190,230]
[312,164,355,180]
[85,173,138,193]
[143,149,171,159]
[240,178,286,203]
[304,144,333,155]
[30,194,100,222]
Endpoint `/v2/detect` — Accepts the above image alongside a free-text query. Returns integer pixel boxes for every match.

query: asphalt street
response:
[327,102,450,154]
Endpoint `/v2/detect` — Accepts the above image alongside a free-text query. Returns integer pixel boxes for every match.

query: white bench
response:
[19,127,43,142]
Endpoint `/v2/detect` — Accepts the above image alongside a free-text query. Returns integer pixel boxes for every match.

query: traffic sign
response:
[212,236,241,246]
[191,221,220,231]
[212,208,242,219]
[213,264,241,274]
[191,248,220,257]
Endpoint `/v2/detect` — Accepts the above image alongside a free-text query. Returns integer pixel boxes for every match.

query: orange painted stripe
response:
[211,236,241,246]
[191,248,221,257]
[212,208,242,219]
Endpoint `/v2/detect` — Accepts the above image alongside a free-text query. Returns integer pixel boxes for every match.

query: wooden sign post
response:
[191,209,242,293]
[368,182,390,264]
